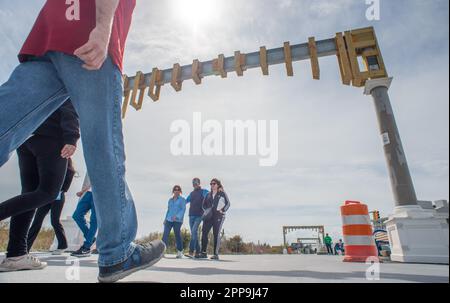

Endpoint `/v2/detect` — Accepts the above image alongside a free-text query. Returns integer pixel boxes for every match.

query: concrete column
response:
[365,78,449,264]
[364,78,418,207]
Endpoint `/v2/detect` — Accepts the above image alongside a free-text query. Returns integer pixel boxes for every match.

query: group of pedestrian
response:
[324,234,345,256]
[162,178,231,261]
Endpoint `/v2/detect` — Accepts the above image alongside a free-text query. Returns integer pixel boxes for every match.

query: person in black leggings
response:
[198,179,230,261]
[0,100,79,272]
[27,158,77,255]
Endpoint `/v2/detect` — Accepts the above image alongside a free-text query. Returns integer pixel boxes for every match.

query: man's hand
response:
[74,26,110,70]
[73,0,119,70]
[61,144,76,159]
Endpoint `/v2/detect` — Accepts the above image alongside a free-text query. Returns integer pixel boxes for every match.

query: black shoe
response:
[195,252,208,259]
[71,246,91,258]
[98,240,166,283]
[210,255,219,260]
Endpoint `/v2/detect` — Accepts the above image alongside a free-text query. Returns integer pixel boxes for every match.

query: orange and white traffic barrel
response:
[340,201,379,262]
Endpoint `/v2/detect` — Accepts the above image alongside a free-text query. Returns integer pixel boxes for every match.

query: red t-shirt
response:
[19,0,136,72]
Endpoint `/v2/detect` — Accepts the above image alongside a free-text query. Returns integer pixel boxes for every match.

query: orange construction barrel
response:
[341,201,379,262]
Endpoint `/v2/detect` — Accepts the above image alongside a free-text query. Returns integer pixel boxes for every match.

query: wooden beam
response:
[308,37,320,80]
[234,51,246,77]
[260,46,269,75]
[192,59,202,85]
[130,71,144,110]
[335,32,352,85]
[283,42,294,77]
[171,63,183,92]
[121,75,131,119]
[344,31,363,87]
[213,54,227,78]
[148,68,163,102]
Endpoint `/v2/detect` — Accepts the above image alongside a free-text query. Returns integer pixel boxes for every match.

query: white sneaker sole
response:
[0,262,47,272]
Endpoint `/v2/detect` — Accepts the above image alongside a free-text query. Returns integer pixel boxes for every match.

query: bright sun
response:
[173,0,218,29]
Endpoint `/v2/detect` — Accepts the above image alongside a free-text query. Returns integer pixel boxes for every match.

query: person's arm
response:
[61,166,75,193]
[176,198,186,221]
[74,0,120,70]
[60,101,80,159]
[220,192,231,213]
[186,193,191,204]
[202,189,209,198]
[77,174,92,197]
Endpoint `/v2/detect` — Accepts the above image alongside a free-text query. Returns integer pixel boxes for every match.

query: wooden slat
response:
[121,75,131,119]
[352,40,376,49]
[130,71,144,110]
[235,51,246,77]
[344,31,362,87]
[148,68,163,102]
[217,54,227,78]
[284,42,294,77]
[349,27,374,36]
[260,46,269,75]
[171,63,183,92]
[308,37,320,80]
[192,59,202,85]
[335,33,352,85]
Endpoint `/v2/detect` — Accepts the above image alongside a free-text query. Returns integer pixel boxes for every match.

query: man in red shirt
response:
[0,0,165,283]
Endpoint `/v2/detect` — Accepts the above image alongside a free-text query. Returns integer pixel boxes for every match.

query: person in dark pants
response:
[162,185,186,259]
[27,158,77,255]
[198,179,230,261]
[186,178,209,258]
[0,100,79,272]
[324,233,333,255]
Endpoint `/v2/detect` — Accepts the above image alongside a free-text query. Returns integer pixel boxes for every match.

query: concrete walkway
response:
[0,253,448,283]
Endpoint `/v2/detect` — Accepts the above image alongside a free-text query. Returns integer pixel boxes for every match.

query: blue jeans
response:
[72,191,97,249]
[162,221,183,252]
[0,52,137,267]
[189,216,202,253]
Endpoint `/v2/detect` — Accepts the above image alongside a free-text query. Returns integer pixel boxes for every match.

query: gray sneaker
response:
[98,240,166,283]
[0,254,47,272]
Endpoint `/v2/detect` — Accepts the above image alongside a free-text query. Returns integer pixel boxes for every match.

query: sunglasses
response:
[210,183,217,186]
[173,188,181,192]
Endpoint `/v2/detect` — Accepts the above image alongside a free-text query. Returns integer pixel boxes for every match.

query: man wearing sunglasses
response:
[185,178,209,258]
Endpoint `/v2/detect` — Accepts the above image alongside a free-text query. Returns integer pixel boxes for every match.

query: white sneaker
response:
[176,251,184,259]
[0,254,47,272]
[51,249,66,255]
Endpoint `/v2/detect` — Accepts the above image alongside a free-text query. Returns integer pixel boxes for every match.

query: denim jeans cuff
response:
[97,242,136,267]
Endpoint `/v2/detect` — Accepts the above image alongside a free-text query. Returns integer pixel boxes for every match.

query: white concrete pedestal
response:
[386,206,449,264]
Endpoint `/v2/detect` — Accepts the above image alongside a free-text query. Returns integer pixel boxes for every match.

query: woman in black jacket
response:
[27,158,77,255]
[0,100,80,272]
[198,178,230,260]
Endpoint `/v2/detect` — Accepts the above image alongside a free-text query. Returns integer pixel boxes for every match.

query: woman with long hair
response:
[198,179,230,260]
[162,185,186,259]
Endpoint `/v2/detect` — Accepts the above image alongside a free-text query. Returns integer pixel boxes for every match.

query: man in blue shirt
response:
[162,185,186,258]
[186,178,209,258]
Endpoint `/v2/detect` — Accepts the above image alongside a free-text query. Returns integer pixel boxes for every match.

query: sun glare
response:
[173,0,218,29]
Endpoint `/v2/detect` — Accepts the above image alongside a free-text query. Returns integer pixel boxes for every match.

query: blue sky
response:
[0,0,448,245]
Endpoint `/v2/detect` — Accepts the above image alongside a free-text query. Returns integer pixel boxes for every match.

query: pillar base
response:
[386,206,449,264]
